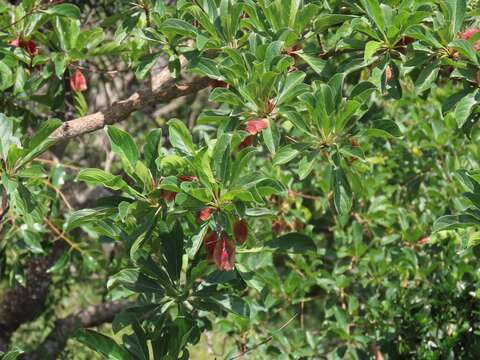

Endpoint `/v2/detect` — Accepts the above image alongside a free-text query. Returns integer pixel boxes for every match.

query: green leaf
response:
[264,40,284,69]
[332,167,352,215]
[14,66,27,95]
[47,251,70,274]
[262,119,278,154]
[364,119,402,138]
[135,52,161,79]
[209,293,250,317]
[0,114,20,160]
[1,347,24,360]
[188,57,222,79]
[272,145,301,166]
[160,222,184,282]
[296,152,316,180]
[314,14,356,32]
[449,39,479,65]
[265,232,316,253]
[45,4,81,18]
[360,0,385,33]
[211,133,231,181]
[0,61,13,91]
[106,126,139,170]
[364,40,382,62]
[77,168,141,197]
[245,208,277,217]
[414,60,439,94]
[123,322,149,360]
[73,330,130,360]
[277,71,306,105]
[168,119,196,155]
[442,0,466,38]
[16,119,62,170]
[297,53,326,75]
[454,90,479,128]
[144,128,162,176]
[73,91,88,117]
[433,214,480,232]
[209,88,243,106]
[64,207,114,232]
[107,268,165,294]
[160,18,198,38]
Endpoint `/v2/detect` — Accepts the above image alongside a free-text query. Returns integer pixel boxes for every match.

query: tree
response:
[1,0,480,359]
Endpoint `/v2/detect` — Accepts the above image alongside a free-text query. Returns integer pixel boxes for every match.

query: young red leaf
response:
[233,218,248,244]
[385,64,392,82]
[460,28,480,40]
[160,189,177,202]
[245,118,269,135]
[204,231,218,261]
[239,135,254,149]
[70,69,88,92]
[23,40,38,56]
[197,207,214,222]
[213,234,235,271]
[10,38,21,47]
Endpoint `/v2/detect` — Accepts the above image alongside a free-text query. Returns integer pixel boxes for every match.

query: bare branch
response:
[24,300,131,360]
[50,59,210,142]
[228,313,298,360]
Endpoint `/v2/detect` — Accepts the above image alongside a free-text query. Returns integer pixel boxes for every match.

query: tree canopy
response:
[1,0,480,359]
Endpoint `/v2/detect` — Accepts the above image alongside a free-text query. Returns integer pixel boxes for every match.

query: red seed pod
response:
[245,118,269,135]
[385,64,392,82]
[159,189,177,202]
[213,234,235,271]
[239,135,254,149]
[204,231,218,261]
[350,138,359,147]
[70,69,87,92]
[197,207,214,222]
[233,219,248,244]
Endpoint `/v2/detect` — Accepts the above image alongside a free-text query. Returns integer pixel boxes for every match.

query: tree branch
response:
[24,300,131,360]
[0,243,66,352]
[50,58,210,141]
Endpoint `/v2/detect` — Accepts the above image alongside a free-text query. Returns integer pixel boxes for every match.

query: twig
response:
[33,158,81,171]
[42,179,73,211]
[44,217,82,253]
[228,313,298,360]
[291,191,322,200]
[0,1,59,32]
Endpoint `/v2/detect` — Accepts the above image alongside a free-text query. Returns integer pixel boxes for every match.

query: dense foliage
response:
[1,0,480,359]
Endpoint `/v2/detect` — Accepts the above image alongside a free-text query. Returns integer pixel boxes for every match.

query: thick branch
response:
[24,300,131,360]
[51,59,210,141]
[0,243,66,352]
